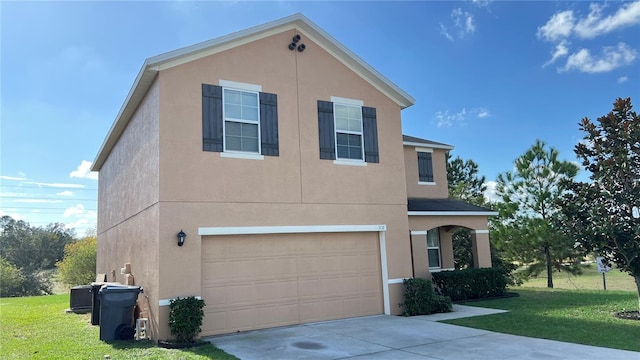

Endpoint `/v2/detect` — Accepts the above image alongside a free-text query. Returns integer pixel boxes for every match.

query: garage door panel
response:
[201,232,382,336]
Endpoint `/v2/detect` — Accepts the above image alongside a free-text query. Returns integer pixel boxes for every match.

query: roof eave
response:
[408,211,499,216]
[91,62,158,171]
[403,141,454,150]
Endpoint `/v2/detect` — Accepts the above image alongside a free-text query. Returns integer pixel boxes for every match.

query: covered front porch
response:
[407,198,498,278]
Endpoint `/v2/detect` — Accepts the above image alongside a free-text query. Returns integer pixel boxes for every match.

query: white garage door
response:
[201,232,382,336]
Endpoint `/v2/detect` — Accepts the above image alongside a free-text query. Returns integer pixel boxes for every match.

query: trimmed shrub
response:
[431,267,511,302]
[168,296,206,343]
[400,278,452,316]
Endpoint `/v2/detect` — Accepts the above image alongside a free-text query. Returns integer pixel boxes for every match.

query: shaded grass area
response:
[442,288,640,352]
[521,264,637,292]
[0,294,238,360]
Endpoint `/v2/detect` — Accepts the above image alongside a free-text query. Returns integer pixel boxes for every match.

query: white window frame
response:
[220,80,262,157]
[427,228,441,269]
[331,96,364,163]
[416,147,435,185]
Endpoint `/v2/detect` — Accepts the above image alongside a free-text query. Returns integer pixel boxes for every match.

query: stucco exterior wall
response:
[147,30,413,339]
[404,146,449,199]
[96,78,161,337]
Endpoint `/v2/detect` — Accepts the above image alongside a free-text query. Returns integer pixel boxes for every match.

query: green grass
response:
[521,264,638,292]
[442,288,640,352]
[0,294,238,360]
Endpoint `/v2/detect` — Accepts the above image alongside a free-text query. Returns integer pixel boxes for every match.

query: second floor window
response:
[317,97,379,164]
[224,88,260,153]
[334,103,363,160]
[417,151,434,183]
[202,81,279,158]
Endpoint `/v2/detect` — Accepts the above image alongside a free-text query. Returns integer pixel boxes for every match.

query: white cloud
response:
[538,2,640,72]
[440,23,454,41]
[57,191,73,196]
[537,10,574,42]
[574,2,640,39]
[70,160,98,180]
[618,76,629,83]
[476,108,490,118]
[484,181,501,203]
[472,0,491,8]
[435,108,467,127]
[26,182,85,189]
[64,204,85,217]
[434,107,489,127]
[441,7,478,41]
[543,40,570,67]
[0,175,29,181]
[561,42,638,73]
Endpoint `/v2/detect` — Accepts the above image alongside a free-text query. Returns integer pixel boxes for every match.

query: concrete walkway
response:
[205,305,639,359]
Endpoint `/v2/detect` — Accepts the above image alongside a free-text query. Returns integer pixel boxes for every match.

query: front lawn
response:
[0,294,238,360]
[442,288,640,352]
[521,264,637,292]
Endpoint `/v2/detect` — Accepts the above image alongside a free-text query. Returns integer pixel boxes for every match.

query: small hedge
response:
[431,267,510,302]
[168,296,206,343]
[400,278,452,316]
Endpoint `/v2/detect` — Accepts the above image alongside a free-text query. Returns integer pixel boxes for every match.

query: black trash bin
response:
[89,283,104,325]
[70,285,92,313]
[98,284,143,341]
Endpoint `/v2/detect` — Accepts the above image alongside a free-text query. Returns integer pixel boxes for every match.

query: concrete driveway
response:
[205,305,639,359]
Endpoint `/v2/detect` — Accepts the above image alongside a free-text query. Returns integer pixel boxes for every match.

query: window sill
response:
[429,267,454,273]
[221,152,264,160]
[418,181,436,186]
[333,159,367,167]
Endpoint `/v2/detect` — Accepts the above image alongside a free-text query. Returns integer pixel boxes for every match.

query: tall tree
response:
[559,97,640,303]
[493,140,581,287]
[446,153,487,268]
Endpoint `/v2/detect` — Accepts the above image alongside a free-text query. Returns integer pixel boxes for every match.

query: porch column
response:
[470,230,492,268]
[409,232,429,278]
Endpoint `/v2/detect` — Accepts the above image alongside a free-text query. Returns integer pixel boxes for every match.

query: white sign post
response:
[596,256,611,290]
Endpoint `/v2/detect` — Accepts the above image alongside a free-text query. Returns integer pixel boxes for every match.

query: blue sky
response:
[1,1,639,235]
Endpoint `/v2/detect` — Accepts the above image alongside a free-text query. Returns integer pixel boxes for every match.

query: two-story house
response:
[91,14,496,340]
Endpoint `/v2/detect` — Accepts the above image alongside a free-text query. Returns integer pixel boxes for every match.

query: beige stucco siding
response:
[98,28,416,340]
[96,78,161,338]
[404,146,448,199]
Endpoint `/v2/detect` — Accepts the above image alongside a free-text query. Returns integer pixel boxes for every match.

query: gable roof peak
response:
[92,13,415,171]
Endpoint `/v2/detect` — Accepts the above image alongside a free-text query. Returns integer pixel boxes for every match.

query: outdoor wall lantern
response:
[177,229,186,247]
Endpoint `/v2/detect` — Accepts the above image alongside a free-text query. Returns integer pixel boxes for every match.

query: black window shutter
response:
[259,92,279,156]
[317,100,336,160]
[202,84,223,152]
[418,152,434,182]
[362,106,379,163]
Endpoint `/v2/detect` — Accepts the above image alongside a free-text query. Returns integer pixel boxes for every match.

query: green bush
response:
[400,278,452,316]
[56,236,97,286]
[0,257,51,297]
[431,267,512,301]
[168,296,206,343]
[0,257,23,297]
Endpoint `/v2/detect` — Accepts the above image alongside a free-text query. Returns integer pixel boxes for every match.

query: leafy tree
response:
[56,236,97,286]
[446,154,488,269]
[0,216,74,271]
[0,216,73,296]
[493,140,581,287]
[559,97,640,302]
